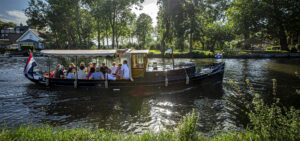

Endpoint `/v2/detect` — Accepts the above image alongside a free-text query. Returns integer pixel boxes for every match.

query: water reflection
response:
[0,57,299,133]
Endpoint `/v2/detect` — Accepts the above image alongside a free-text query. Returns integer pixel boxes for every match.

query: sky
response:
[0,0,159,27]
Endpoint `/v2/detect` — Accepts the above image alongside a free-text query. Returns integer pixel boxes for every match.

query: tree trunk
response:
[97,20,101,49]
[75,4,82,47]
[279,25,288,51]
[161,19,170,55]
[189,33,193,53]
[244,32,250,50]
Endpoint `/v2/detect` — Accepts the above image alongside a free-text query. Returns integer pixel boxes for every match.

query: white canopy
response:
[41,50,117,57]
[128,50,149,54]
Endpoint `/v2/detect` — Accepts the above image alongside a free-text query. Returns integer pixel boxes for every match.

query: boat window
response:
[132,54,145,68]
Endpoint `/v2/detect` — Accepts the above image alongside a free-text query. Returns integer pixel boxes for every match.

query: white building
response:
[16,29,45,50]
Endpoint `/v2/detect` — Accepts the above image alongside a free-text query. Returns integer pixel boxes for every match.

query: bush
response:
[228,79,300,141]
[21,45,34,52]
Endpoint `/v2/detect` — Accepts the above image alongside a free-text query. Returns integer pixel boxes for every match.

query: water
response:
[0,57,299,133]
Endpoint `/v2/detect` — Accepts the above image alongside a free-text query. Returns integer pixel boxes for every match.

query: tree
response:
[0,20,16,30]
[25,0,48,30]
[135,13,153,48]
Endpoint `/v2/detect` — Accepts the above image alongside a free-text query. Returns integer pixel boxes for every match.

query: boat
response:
[24,49,225,93]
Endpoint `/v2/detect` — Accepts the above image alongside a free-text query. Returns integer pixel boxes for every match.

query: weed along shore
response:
[1,91,299,141]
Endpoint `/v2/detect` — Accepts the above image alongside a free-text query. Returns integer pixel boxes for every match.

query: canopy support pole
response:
[172,46,174,70]
[74,56,78,88]
[105,56,108,88]
[46,56,50,87]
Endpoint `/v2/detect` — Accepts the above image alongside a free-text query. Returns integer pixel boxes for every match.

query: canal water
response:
[0,57,299,133]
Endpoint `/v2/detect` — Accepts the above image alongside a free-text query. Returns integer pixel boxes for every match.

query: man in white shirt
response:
[121,60,130,79]
[110,62,118,74]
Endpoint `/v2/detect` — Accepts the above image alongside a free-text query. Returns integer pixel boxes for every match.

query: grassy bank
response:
[0,113,276,141]
[149,49,299,58]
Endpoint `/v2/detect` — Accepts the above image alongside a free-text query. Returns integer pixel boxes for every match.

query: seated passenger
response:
[87,62,93,72]
[115,64,122,80]
[110,62,118,74]
[54,64,64,79]
[121,60,130,79]
[78,66,86,79]
[69,63,75,69]
[100,63,108,74]
[89,68,104,80]
[87,67,95,79]
[105,69,116,80]
[66,68,75,79]
[80,62,87,72]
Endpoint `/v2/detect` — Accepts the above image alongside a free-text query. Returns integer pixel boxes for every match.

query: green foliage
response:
[21,45,34,52]
[0,20,16,30]
[0,48,18,54]
[136,13,153,48]
[227,79,300,141]
[248,94,300,141]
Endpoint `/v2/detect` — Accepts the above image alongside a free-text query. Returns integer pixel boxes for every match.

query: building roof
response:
[16,28,45,42]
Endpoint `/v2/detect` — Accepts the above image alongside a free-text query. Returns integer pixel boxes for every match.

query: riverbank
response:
[1,107,299,141]
[148,50,300,58]
[0,126,264,141]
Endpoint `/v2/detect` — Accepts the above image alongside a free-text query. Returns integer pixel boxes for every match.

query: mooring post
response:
[185,69,189,85]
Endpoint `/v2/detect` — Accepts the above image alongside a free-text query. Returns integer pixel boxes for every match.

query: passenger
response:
[80,62,87,72]
[100,62,108,74]
[89,67,104,80]
[69,63,75,69]
[87,62,93,72]
[105,69,116,80]
[66,68,75,79]
[87,67,94,79]
[121,60,130,79]
[110,62,118,75]
[78,65,86,79]
[60,65,65,78]
[54,64,64,79]
[115,64,122,80]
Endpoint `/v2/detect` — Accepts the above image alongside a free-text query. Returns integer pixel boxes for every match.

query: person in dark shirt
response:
[54,64,64,79]
[100,63,108,74]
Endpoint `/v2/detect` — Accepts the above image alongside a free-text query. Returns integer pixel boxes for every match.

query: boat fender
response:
[105,80,108,88]
[186,74,189,85]
[165,77,168,87]
[46,78,49,87]
[74,80,78,88]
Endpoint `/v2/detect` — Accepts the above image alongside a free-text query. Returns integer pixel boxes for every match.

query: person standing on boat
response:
[110,62,118,75]
[115,64,122,79]
[54,64,64,79]
[100,63,108,74]
[121,60,130,79]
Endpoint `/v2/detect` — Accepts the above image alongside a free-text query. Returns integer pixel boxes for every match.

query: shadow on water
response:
[19,82,225,132]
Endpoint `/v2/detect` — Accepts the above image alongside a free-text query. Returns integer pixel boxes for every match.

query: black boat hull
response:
[28,63,225,95]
